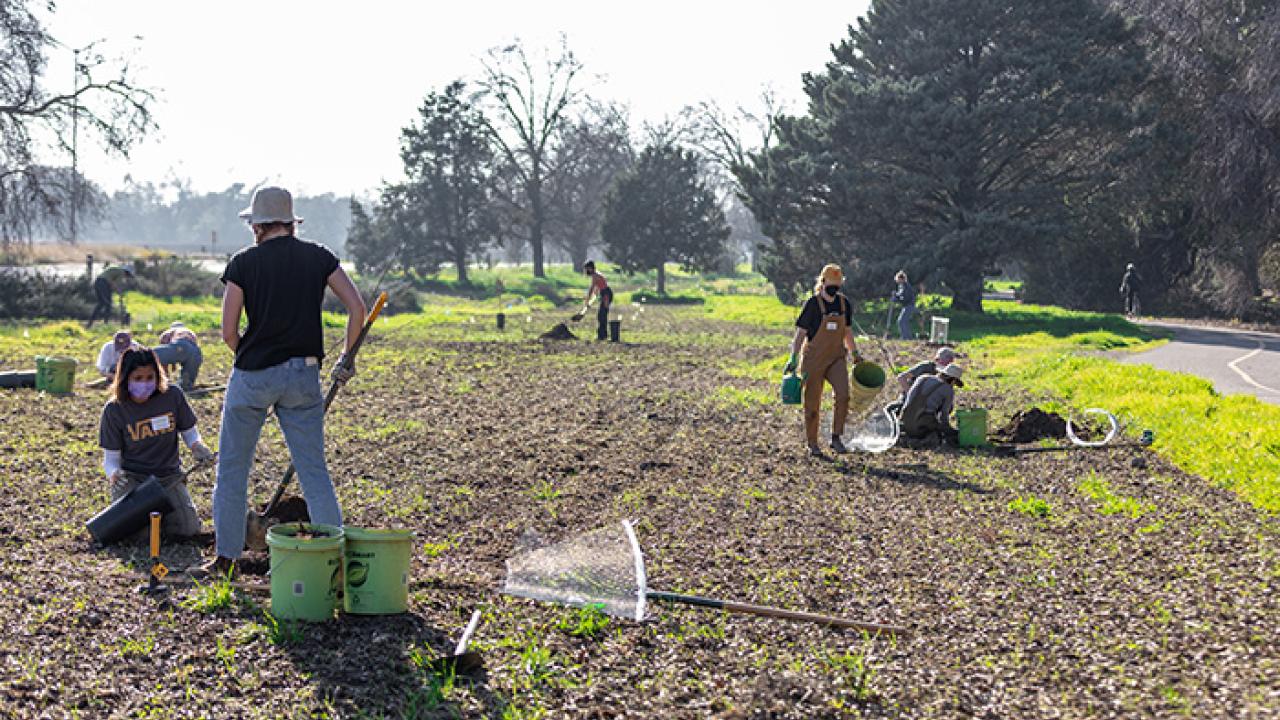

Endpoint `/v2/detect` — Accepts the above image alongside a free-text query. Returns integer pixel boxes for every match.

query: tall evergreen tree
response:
[740,0,1150,311]
[601,144,729,294]
[397,81,498,285]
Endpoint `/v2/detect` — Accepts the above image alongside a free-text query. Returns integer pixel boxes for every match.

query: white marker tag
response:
[826,322,837,331]
[150,415,171,432]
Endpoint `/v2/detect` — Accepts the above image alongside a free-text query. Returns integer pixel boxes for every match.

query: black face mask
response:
[825,285,841,296]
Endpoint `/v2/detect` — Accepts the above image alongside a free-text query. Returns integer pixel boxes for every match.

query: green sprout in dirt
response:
[529,479,562,502]
[401,652,457,715]
[556,603,612,639]
[215,636,237,675]
[823,647,879,703]
[180,572,239,613]
[1008,495,1052,519]
[259,610,305,647]
[118,634,156,657]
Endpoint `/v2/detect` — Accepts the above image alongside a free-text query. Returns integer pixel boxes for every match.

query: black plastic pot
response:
[609,320,621,343]
[86,477,172,545]
[0,371,36,389]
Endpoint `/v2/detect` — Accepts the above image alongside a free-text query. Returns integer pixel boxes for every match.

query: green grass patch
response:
[1078,471,1156,519]
[713,385,774,409]
[959,299,1278,514]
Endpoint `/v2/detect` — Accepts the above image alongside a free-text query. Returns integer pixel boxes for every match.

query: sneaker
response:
[807,444,824,458]
[187,556,237,581]
[831,435,849,454]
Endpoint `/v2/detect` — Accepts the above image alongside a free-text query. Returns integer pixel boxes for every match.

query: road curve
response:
[1121,320,1280,405]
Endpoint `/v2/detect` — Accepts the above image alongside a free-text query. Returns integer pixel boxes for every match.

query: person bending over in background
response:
[785,264,863,457]
[88,263,134,328]
[98,345,215,538]
[96,330,135,378]
[574,260,613,341]
[152,321,204,389]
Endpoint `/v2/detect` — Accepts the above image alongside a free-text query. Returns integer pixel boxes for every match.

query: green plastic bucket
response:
[267,523,345,622]
[343,527,414,615]
[956,408,989,447]
[35,356,77,394]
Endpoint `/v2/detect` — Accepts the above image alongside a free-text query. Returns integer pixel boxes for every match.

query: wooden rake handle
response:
[647,591,909,636]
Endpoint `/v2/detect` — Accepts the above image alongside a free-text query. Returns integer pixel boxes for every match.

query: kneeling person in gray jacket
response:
[900,364,965,440]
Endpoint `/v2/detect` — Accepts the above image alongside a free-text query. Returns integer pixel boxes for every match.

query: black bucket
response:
[86,477,172,545]
[496,312,506,330]
[609,320,621,343]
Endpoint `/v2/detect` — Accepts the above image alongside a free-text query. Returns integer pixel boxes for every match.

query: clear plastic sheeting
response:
[503,520,647,622]
[1066,408,1121,447]
[846,406,900,453]
[820,404,901,453]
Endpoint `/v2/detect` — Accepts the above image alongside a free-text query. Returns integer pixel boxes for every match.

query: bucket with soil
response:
[342,527,415,615]
[266,523,344,622]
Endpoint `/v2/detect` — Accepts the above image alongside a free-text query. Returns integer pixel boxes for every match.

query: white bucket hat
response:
[238,186,302,225]
[940,364,964,387]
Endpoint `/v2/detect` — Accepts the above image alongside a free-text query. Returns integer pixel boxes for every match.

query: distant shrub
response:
[631,290,704,305]
[322,279,421,316]
[133,257,221,299]
[0,270,93,319]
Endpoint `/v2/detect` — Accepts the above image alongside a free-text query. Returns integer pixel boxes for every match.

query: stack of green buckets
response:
[35,356,78,394]
[266,523,415,621]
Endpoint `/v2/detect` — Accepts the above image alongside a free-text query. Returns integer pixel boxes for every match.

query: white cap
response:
[940,364,964,386]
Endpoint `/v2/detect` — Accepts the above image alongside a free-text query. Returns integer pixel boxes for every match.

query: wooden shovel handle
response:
[647,591,909,636]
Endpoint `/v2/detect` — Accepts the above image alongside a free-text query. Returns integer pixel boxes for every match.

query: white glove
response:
[331,354,356,385]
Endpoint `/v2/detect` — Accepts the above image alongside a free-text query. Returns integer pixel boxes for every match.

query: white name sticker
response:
[150,415,171,432]
[826,322,837,331]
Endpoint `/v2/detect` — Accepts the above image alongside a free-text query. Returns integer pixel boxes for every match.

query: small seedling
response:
[556,603,611,639]
[260,610,305,647]
[1008,495,1052,519]
[180,572,237,613]
[118,634,156,657]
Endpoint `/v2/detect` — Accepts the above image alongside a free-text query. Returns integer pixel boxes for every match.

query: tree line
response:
[735,0,1280,316]
[346,40,744,291]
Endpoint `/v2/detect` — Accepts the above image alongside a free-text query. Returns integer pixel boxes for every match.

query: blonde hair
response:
[814,264,844,295]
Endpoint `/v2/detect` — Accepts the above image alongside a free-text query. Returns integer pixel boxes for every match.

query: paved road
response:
[1121,320,1280,405]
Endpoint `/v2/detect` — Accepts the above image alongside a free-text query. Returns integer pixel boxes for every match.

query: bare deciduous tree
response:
[0,1,156,246]
[476,36,585,277]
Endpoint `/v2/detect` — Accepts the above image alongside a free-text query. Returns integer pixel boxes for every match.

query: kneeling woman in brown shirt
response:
[98,345,215,537]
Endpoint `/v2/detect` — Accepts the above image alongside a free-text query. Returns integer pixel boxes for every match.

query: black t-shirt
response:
[221,235,340,371]
[99,386,198,477]
[795,293,853,341]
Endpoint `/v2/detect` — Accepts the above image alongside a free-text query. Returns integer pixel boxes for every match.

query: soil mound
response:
[540,323,577,341]
[262,495,310,523]
[997,408,1067,443]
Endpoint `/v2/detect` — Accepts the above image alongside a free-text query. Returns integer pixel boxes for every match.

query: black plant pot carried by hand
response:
[86,477,172,546]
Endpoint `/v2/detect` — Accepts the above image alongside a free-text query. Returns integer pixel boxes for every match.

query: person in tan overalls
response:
[784,264,863,456]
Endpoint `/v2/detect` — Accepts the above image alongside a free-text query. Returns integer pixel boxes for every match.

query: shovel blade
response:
[245,510,269,552]
[426,651,483,676]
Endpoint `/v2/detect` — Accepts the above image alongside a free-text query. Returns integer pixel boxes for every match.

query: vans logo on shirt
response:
[126,413,177,442]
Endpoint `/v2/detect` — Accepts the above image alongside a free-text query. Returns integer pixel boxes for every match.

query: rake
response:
[503,520,908,635]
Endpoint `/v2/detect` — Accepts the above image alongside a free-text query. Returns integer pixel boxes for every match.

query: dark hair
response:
[583,260,596,271]
[252,221,295,234]
[111,345,168,404]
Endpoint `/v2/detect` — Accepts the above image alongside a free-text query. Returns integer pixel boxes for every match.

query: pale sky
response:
[43,1,870,197]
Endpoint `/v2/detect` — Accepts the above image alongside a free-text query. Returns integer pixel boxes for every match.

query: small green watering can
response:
[780,371,803,405]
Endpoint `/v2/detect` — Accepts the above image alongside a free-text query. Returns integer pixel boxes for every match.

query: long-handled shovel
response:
[426,609,485,675]
[244,291,388,551]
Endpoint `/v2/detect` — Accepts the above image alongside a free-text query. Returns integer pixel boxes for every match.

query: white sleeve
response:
[102,449,122,478]
[96,344,115,376]
[180,427,202,448]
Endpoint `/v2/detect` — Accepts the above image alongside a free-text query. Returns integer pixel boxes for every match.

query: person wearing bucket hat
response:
[98,345,215,538]
[899,363,964,441]
[785,264,864,456]
[87,263,135,328]
[193,186,367,578]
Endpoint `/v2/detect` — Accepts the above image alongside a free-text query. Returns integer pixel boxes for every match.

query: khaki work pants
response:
[803,356,850,445]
